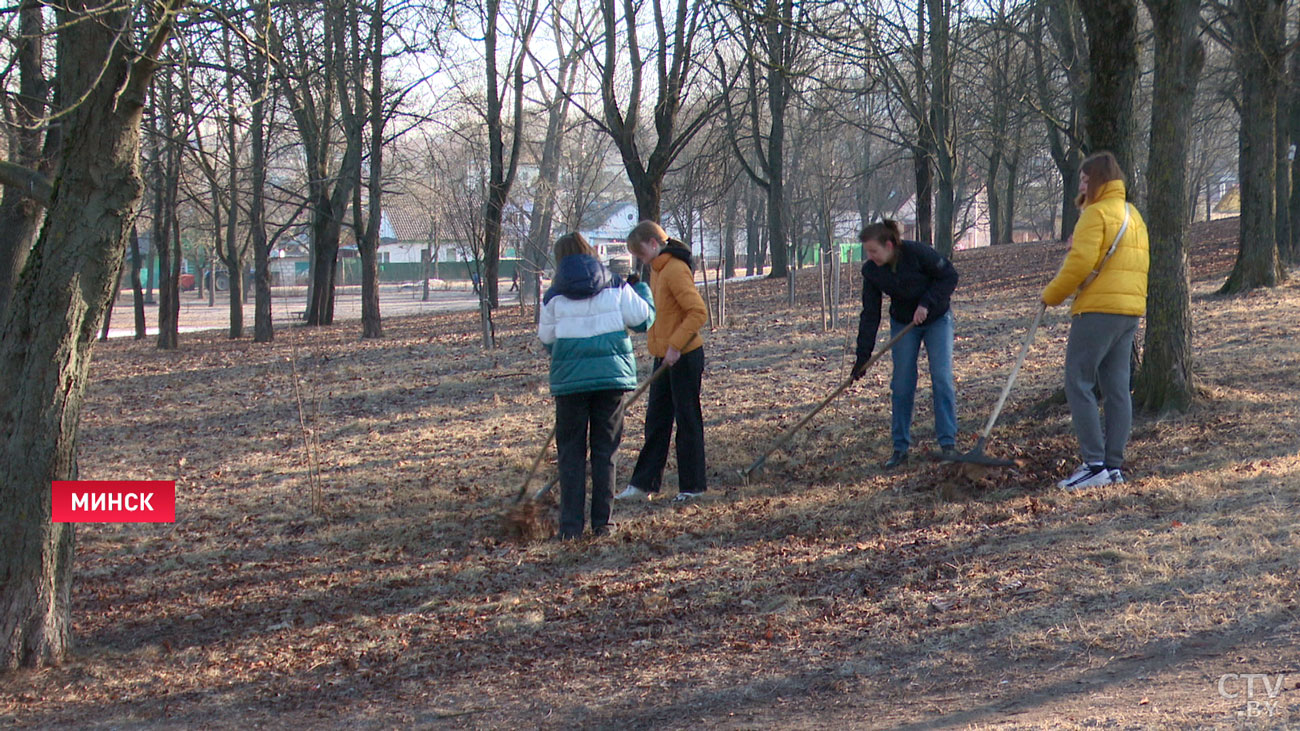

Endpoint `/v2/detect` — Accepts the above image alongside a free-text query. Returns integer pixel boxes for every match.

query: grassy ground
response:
[3,217,1299,729]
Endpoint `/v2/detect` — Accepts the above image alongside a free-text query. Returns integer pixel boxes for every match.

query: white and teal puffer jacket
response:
[538,254,655,396]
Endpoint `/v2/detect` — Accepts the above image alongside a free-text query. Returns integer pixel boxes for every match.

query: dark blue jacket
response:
[855,240,959,359]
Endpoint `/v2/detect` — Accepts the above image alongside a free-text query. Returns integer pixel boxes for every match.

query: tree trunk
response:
[1,0,178,671]
[250,25,273,343]
[1276,44,1292,265]
[358,0,385,339]
[927,0,955,257]
[482,0,533,310]
[763,0,792,279]
[1222,0,1287,294]
[1034,0,1086,239]
[746,187,761,275]
[223,221,243,339]
[1080,0,1139,171]
[986,147,1004,247]
[130,226,146,339]
[523,20,575,308]
[1002,148,1020,244]
[1133,0,1203,414]
[153,88,182,351]
[723,191,738,279]
[0,0,52,319]
[1289,40,1300,264]
[912,144,933,245]
[219,25,243,339]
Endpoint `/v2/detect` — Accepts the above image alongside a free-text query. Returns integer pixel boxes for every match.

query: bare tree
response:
[720,0,814,276]
[584,0,720,224]
[1031,0,1087,238]
[269,0,366,325]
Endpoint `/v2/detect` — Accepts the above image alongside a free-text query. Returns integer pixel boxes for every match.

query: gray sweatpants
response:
[1064,313,1139,468]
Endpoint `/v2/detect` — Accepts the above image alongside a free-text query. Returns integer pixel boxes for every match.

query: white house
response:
[579,201,640,261]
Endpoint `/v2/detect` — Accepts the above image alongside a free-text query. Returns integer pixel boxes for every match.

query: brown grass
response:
[3,217,1299,729]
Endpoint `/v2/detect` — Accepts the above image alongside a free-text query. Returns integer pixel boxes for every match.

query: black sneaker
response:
[938,446,960,462]
[882,450,908,469]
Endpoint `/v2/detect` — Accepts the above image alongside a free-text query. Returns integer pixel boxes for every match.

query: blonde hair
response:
[553,232,595,261]
[627,220,668,257]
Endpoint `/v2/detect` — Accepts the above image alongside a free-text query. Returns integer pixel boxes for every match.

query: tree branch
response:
[0,160,52,207]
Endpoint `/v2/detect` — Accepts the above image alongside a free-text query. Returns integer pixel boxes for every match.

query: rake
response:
[513,360,670,504]
[736,323,916,485]
[948,303,1046,467]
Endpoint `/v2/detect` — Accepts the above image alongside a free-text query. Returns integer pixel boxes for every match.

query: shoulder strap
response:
[1076,203,1131,294]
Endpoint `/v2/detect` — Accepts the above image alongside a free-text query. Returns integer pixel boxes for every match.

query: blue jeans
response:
[889,312,957,453]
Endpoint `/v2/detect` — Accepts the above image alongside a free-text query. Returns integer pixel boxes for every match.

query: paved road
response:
[104,284,521,339]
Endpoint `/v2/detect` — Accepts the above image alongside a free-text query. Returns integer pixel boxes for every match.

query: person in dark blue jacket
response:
[538,233,654,539]
[853,220,960,469]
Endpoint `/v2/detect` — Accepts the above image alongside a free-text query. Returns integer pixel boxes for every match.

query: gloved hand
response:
[625,271,640,286]
[851,355,871,381]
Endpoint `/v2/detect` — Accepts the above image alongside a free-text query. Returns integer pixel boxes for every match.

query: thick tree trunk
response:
[1080,0,1139,171]
[1222,0,1287,293]
[306,188,342,325]
[1,0,175,670]
[1134,0,1203,414]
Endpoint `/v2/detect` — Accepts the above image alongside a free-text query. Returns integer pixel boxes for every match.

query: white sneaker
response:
[672,491,703,503]
[1057,463,1109,491]
[615,485,649,501]
[1108,468,1125,484]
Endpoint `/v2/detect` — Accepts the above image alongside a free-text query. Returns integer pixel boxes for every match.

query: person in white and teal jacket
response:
[538,233,654,539]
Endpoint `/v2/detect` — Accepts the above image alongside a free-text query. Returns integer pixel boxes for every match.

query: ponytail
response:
[859,219,903,247]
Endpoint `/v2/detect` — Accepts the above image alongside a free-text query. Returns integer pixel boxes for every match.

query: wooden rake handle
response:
[976,303,1046,441]
[514,360,670,503]
[739,322,916,480]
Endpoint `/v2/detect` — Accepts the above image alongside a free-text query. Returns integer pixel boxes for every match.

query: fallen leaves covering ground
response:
[4,216,1300,729]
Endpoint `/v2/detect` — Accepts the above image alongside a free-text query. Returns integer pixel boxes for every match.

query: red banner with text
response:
[51,481,176,523]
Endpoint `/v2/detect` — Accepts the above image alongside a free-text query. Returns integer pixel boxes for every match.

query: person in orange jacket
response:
[1042,151,1149,491]
[617,220,709,502]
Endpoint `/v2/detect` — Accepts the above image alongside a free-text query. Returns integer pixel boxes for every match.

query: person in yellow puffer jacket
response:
[616,220,710,503]
[1042,151,1149,491]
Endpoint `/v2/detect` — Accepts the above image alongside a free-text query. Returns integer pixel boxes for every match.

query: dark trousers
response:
[630,347,707,494]
[555,389,624,539]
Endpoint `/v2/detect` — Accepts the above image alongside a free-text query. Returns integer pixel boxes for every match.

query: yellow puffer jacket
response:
[1042,179,1149,316]
[647,248,707,357]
